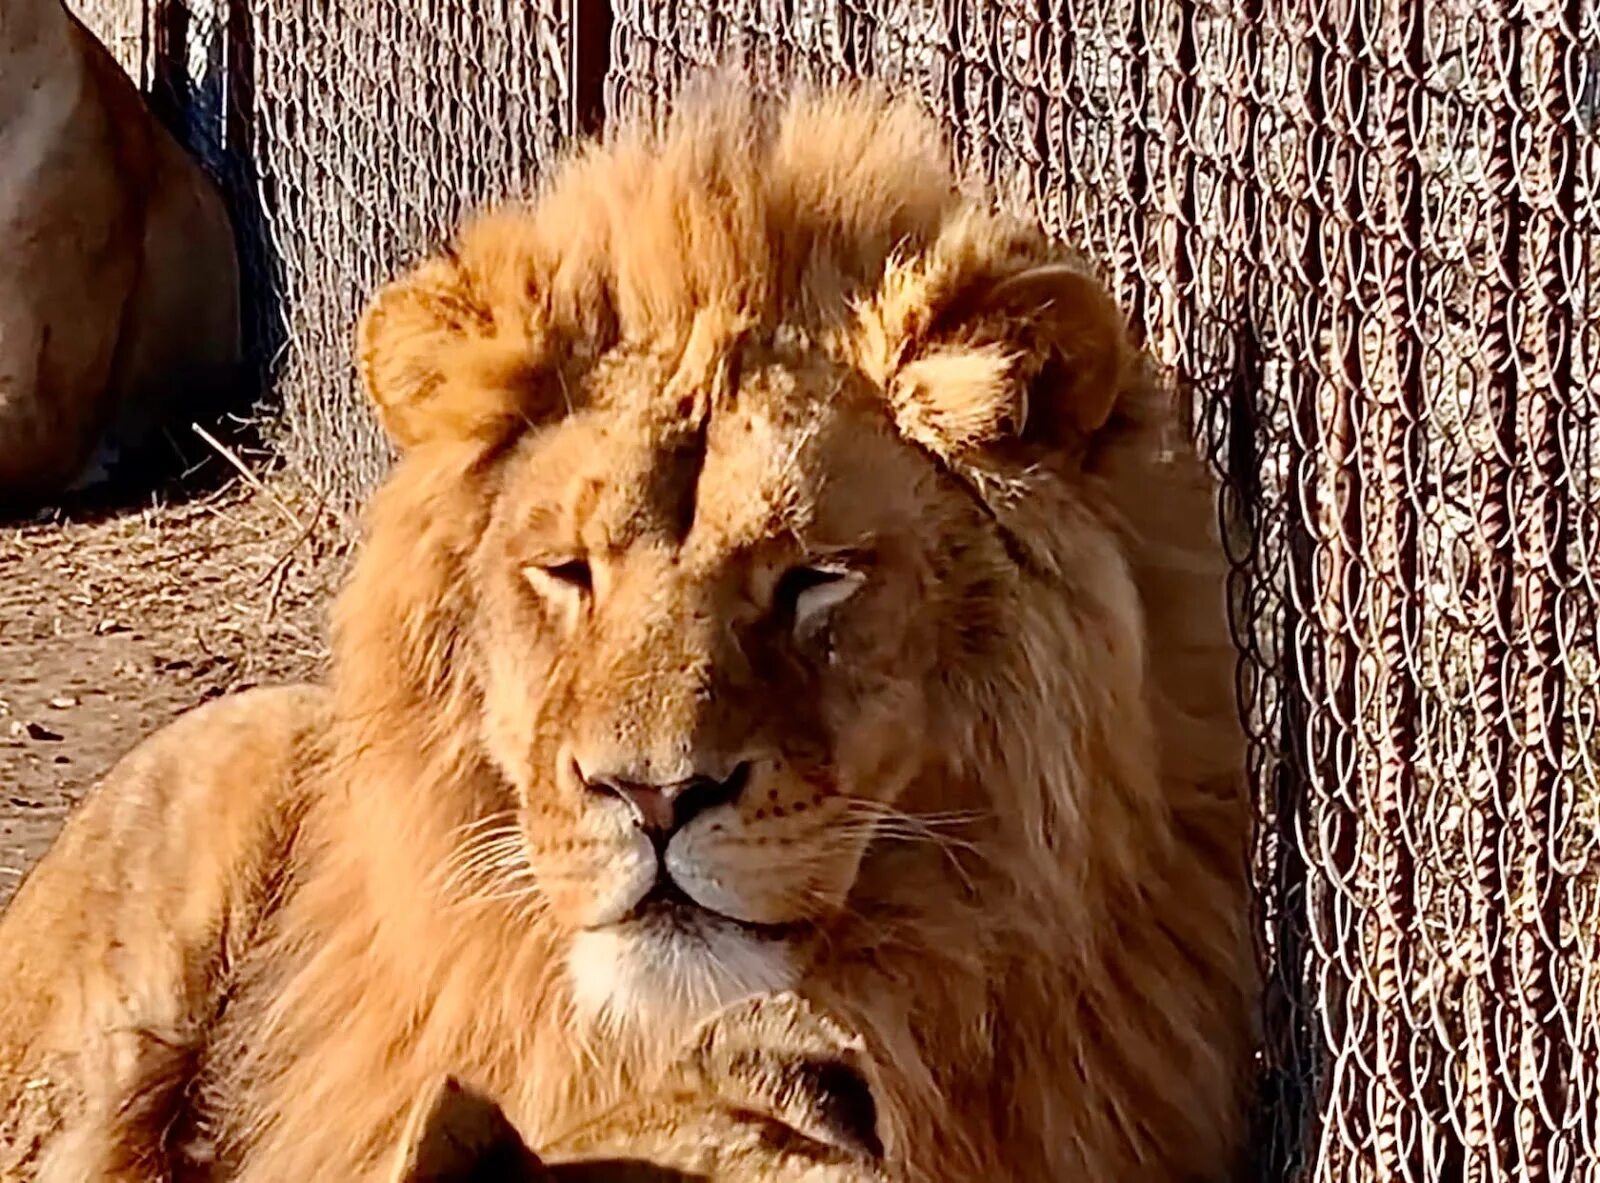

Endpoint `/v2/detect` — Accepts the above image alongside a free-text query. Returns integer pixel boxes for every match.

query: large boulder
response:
[0,0,240,504]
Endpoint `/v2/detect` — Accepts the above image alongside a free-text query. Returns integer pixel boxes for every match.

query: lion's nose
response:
[582,763,750,840]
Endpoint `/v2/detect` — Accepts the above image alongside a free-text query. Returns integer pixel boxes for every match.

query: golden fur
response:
[388,993,887,1181]
[0,85,1253,1181]
[0,0,239,501]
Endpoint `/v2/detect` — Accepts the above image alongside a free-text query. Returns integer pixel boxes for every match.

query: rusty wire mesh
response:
[56,0,1600,1178]
[607,3,1600,1180]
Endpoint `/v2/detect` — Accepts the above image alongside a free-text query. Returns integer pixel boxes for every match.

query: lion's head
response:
[320,85,1249,1175]
[346,86,1145,1024]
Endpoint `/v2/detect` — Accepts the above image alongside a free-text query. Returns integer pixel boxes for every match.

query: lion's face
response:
[464,344,994,1021]
[351,91,1140,1031]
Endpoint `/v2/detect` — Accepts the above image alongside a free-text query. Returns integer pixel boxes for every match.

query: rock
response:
[0,0,242,503]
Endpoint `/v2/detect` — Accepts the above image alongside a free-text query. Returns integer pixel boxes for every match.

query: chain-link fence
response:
[614,8,1600,1178]
[61,1,1600,1179]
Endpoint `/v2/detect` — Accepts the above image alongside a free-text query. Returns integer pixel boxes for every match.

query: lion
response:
[0,84,1254,1181]
[0,0,240,502]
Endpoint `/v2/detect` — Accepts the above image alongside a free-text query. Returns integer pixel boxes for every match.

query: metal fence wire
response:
[61,1,1600,1179]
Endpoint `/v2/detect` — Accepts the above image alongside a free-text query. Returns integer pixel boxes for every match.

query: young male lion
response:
[0,85,1254,1181]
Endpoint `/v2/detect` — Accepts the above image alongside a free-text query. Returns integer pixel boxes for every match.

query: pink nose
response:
[580,763,750,840]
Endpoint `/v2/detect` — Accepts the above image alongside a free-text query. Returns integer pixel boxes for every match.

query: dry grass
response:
[0,455,348,906]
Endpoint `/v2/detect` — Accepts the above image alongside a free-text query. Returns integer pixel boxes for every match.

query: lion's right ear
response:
[357,255,546,451]
[390,1076,550,1182]
[859,212,1136,472]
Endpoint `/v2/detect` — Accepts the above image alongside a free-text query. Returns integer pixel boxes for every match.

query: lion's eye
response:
[775,564,865,638]
[524,558,592,600]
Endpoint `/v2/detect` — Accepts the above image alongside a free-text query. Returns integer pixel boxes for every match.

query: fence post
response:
[569,0,612,137]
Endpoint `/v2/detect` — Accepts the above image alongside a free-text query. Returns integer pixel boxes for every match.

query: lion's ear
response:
[357,255,544,451]
[390,1076,550,1182]
[880,258,1134,462]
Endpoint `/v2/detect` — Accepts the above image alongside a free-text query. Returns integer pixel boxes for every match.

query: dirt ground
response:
[0,450,348,908]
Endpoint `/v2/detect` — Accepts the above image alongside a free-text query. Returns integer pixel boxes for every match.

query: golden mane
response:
[358,83,1070,446]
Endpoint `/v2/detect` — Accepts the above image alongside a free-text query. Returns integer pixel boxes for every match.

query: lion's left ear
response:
[359,208,594,452]
[871,250,1135,462]
[356,256,536,450]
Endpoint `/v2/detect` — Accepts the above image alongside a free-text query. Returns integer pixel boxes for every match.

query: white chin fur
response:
[567,916,798,1040]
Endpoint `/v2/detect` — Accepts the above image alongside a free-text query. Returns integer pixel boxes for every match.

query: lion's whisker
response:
[436,820,537,899]
[450,809,520,835]
[837,800,987,827]
[440,840,525,884]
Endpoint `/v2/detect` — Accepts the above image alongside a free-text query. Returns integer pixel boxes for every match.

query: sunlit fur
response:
[0,84,1253,1182]
[389,993,890,1182]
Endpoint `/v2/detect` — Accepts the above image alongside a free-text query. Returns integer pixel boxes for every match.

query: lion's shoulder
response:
[3,681,326,938]
[0,683,327,1168]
